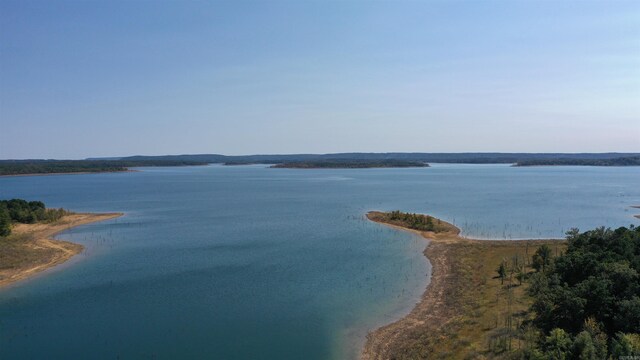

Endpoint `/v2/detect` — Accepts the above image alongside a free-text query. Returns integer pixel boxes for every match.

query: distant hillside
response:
[515,156,640,167]
[121,154,231,163]
[122,153,321,164]
[118,152,640,165]
[270,160,429,169]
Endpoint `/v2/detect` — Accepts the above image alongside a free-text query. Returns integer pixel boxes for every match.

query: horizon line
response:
[2,151,640,161]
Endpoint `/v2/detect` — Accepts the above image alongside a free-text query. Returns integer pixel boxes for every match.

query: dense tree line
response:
[522,226,640,358]
[270,160,429,169]
[515,156,640,167]
[0,199,68,236]
[0,160,208,175]
[123,152,640,165]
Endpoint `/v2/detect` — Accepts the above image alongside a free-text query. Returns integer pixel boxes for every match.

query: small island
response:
[363,211,640,359]
[0,199,122,287]
[367,210,457,233]
[270,160,429,169]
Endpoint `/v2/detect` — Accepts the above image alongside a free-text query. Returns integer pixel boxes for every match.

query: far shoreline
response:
[0,212,123,289]
[0,170,137,178]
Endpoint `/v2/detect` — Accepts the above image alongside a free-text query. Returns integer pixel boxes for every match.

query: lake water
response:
[1,164,638,359]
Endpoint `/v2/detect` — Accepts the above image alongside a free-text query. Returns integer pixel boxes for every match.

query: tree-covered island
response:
[270,160,429,169]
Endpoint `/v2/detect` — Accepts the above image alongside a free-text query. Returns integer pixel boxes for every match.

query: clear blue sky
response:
[1,0,639,159]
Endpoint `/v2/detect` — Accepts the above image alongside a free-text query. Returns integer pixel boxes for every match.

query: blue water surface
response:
[0,164,638,359]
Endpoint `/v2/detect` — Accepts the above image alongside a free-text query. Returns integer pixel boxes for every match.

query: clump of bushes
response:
[0,199,69,236]
[385,210,439,232]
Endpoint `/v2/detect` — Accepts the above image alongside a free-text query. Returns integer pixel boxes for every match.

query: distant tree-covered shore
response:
[3,153,639,175]
[515,156,640,167]
[0,160,208,176]
[117,152,640,165]
[270,160,429,169]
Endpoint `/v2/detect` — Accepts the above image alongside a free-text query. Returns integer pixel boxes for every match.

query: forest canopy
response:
[523,225,640,358]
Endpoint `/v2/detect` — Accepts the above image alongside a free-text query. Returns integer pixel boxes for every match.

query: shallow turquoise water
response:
[0,164,638,359]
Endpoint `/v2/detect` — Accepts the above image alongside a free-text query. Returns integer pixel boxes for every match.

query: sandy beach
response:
[361,211,564,359]
[0,212,123,288]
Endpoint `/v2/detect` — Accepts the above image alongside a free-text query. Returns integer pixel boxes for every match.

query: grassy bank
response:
[413,239,565,358]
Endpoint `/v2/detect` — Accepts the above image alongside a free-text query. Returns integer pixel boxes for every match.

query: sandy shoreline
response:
[360,212,464,360]
[0,212,123,288]
[361,211,562,359]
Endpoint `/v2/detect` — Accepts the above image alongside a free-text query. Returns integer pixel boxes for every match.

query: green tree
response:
[496,260,507,285]
[543,328,572,360]
[425,216,434,231]
[571,331,597,360]
[0,205,11,237]
[611,333,640,357]
[575,318,608,360]
[569,321,608,360]
[515,264,526,285]
[532,244,553,272]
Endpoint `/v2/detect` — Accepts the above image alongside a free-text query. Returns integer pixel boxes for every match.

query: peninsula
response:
[362,211,640,359]
[362,211,561,359]
[0,199,122,287]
